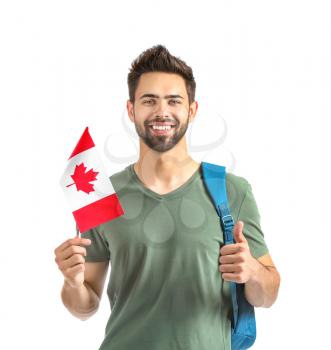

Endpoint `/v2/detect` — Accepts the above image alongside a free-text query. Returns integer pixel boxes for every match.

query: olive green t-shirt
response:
[78,162,269,350]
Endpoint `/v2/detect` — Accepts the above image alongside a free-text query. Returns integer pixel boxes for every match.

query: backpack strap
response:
[201,161,239,328]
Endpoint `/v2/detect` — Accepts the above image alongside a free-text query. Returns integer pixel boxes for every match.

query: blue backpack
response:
[201,161,256,350]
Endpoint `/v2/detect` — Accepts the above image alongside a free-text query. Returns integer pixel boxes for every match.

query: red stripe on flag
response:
[73,193,124,233]
[68,126,95,160]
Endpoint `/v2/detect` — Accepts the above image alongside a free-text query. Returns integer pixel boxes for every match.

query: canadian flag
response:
[59,126,124,233]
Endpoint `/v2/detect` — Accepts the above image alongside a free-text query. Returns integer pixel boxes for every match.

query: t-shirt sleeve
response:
[236,181,269,259]
[76,224,110,262]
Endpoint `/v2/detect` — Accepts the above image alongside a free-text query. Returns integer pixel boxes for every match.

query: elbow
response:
[79,316,89,321]
[261,296,278,308]
[78,309,98,321]
[79,305,99,321]
[79,315,91,321]
[261,299,276,308]
[66,303,99,321]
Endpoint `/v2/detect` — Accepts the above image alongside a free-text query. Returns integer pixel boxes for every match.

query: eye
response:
[143,99,155,105]
[170,100,181,104]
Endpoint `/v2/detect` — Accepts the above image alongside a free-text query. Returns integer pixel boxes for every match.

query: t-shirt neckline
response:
[128,162,201,200]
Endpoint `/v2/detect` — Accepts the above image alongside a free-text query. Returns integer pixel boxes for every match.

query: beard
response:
[134,113,190,153]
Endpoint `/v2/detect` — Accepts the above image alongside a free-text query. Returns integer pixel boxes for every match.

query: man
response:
[54,44,281,349]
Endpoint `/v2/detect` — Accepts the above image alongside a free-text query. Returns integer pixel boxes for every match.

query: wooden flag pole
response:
[76,225,81,238]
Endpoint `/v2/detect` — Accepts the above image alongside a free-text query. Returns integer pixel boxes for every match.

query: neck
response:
[134,137,200,186]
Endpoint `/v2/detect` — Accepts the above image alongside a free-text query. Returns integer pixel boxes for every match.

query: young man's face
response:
[127,72,197,153]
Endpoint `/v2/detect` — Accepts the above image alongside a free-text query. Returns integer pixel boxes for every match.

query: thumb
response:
[233,220,247,243]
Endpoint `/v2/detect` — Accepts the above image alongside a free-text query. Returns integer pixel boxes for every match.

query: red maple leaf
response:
[66,162,99,194]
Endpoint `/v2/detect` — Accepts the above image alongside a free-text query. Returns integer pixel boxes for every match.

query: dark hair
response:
[127,44,196,105]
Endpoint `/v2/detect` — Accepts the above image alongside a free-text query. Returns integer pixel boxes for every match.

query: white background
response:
[0,1,330,349]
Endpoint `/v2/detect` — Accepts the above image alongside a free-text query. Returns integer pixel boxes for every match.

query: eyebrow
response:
[139,93,184,100]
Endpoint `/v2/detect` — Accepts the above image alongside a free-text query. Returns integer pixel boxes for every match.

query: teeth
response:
[152,125,171,130]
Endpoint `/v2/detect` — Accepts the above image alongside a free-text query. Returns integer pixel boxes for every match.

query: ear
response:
[189,101,198,123]
[127,99,135,123]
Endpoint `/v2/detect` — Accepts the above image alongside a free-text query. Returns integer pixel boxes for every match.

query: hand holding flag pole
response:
[60,127,125,236]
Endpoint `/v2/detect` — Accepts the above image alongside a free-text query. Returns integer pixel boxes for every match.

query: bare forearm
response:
[61,280,100,320]
[244,260,281,308]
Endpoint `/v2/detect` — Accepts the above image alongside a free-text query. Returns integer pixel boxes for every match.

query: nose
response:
[152,99,171,116]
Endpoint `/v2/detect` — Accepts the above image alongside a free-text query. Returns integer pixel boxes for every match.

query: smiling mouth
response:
[147,124,176,135]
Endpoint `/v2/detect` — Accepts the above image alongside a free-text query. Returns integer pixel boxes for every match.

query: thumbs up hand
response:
[219,220,259,283]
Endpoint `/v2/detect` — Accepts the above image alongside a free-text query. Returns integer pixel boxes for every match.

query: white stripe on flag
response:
[59,147,115,211]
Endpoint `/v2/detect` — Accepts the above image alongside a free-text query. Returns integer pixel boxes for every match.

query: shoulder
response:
[226,171,250,194]
[224,171,252,212]
[109,164,132,193]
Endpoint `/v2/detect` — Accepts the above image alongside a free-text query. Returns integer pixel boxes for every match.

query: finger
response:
[222,273,243,283]
[219,263,242,273]
[66,263,85,280]
[219,254,241,264]
[58,253,85,272]
[233,220,247,244]
[220,243,243,256]
[60,254,85,273]
[58,245,87,262]
[54,237,91,255]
